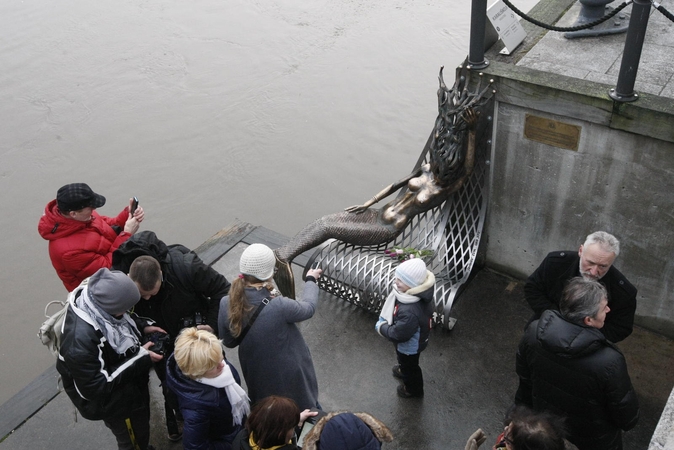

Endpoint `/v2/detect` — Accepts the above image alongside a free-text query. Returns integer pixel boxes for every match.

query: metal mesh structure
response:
[304,105,493,328]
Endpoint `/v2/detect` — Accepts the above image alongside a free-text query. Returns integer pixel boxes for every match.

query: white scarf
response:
[197,360,250,425]
[78,286,141,355]
[379,271,436,324]
[379,286,421,324]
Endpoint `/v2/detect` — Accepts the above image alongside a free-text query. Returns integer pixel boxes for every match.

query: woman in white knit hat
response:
[375,258,435,398]
[218,243,323,410]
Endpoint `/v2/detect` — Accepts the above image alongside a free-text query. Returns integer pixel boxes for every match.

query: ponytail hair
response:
[228,275,254,337]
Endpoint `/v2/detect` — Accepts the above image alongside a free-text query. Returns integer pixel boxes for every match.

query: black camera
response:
[181,311,207,329]
[144,331,171,355]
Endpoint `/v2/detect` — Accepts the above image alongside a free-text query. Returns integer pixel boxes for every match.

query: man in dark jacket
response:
[524,231,637,342]
[57,268,163,450]
[112,230,231,441]
[375,258,435,398]
[516,277,639,450]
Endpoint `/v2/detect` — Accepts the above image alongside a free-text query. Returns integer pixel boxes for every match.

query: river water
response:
[0,0,535,405]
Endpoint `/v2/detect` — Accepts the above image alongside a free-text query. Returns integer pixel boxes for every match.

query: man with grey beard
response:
[524,231,637,343]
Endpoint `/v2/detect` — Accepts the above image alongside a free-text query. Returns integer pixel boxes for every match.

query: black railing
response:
[609,0,653,102]
[468,0,673,102]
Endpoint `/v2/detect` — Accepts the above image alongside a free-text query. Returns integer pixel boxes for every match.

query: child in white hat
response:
[375,258,435,398]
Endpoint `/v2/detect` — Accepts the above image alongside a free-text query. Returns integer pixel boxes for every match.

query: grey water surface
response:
[0,0,535,405]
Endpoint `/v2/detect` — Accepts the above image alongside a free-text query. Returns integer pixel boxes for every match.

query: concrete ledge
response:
[481,61,674,143]
[649,388,674,450]
[0,365,60,441]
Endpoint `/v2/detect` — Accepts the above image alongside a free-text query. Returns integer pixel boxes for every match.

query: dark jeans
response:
[396,350,423,395]
[153,358,183,429]
[103,403,151,450]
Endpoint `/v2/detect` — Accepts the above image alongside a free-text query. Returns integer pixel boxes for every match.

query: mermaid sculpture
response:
[275,63,495,298]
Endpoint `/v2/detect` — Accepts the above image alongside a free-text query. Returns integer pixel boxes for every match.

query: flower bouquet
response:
[384,246,433,263]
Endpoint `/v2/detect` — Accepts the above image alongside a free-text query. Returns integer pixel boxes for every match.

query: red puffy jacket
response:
[38,199,131,291]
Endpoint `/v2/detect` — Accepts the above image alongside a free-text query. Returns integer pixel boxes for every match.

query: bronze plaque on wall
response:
[524,114,581,151]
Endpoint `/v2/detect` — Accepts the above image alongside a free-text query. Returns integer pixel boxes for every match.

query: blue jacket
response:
[378,282,434,355]
[316,413,383,450]
[166,354,244,450]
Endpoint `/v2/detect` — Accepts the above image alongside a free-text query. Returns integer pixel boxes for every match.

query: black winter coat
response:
[516,310,639,450]
[524,251,637,342]
[56,288,153,421]
[113,231,231,338]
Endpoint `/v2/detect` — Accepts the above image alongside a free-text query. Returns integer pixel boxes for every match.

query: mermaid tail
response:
[274,252,295,299]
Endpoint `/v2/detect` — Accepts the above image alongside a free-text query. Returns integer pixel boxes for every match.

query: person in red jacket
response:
[38,183,144,291]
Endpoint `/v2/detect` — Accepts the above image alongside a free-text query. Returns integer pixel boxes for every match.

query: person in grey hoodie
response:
[376,258,435,398]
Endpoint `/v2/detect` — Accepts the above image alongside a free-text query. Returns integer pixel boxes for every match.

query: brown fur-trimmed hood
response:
[303,411,393,450]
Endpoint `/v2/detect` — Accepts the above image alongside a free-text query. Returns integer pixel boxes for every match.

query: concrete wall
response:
[480,62,674,338]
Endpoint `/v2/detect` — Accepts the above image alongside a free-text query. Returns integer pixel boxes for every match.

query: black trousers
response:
[396,350,424,395]
[103,403,151,450]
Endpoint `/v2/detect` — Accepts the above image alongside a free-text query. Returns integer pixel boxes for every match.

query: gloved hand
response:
[464,429,486,450]
[375,317,386,335]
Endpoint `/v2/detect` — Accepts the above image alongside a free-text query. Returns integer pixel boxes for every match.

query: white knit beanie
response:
[240,244,276,281]
[395,258,427,288]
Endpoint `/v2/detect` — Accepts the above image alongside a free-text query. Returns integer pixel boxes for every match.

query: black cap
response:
[56,183,106,213]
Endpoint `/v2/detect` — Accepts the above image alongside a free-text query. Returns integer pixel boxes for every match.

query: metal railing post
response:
[609,0,652,102]
[468,0,490,69]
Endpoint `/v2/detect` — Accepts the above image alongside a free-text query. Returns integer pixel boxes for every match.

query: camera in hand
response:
[181,311,207,329]
[144,331,171,355]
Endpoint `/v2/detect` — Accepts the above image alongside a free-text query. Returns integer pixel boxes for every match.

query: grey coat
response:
[218,282,319,409]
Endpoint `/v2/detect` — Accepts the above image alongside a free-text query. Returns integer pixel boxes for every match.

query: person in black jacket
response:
[516,277,639,450]
[524,231,636,343]
[57,268,163,450]
[112,230,231,441]
[375,258,435,398]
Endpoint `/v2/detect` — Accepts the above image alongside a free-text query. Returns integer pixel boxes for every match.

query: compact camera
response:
[181,311,207,329]
[144,331,171,355]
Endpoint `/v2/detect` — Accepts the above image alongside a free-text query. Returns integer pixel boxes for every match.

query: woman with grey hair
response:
[515,277,639,450]
[559,277,610,327]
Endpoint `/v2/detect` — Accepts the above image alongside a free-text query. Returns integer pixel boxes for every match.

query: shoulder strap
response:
[234,297,271,345]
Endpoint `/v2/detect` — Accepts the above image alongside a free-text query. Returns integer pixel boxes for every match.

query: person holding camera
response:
[219,243,323,410]
[115,231,232,442]
[57,268,161,450]
[38,183,145,292]
[166,328,249,450]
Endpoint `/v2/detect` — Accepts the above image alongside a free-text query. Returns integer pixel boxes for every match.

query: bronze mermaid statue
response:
[274,64,495,298]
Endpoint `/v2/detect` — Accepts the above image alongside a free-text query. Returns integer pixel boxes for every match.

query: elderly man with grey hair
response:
[524,231,637,342]
[516,277,639,450]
